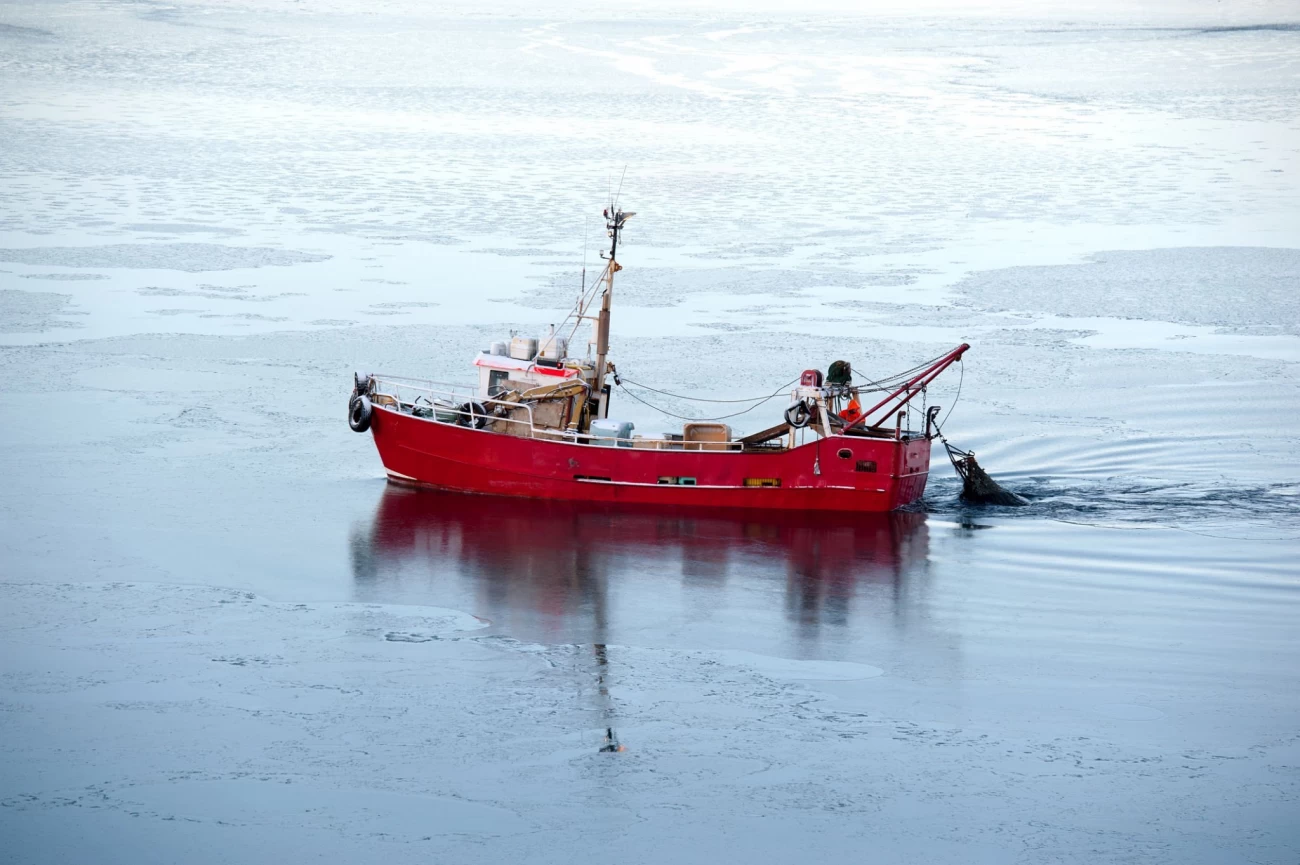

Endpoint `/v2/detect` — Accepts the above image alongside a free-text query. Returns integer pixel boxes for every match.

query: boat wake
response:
[921,477,1300,540]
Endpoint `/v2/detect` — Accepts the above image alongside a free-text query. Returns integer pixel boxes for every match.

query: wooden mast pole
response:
[593,208,632,420]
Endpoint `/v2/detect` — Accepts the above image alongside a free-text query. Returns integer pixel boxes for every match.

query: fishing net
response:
[943,442,1028,506]
[826,360,852,386]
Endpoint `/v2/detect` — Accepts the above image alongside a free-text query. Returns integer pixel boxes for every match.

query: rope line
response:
[614,350,965,425]
[935,359,963,437]
[615,382,792,422]
[618,349,954,408]
[850,350,950,393]
[618,376,799,404]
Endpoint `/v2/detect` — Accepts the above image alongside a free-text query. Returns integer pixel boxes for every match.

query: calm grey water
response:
[2,1,1299,863]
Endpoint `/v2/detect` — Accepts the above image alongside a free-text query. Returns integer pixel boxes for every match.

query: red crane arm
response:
[842,343,970,434]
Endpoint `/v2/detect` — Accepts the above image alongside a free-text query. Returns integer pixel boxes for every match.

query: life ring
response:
[457,401,488,430]
[349,394,373,433]
[784,399,813,429]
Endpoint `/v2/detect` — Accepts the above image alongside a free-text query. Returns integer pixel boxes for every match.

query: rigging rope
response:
[620,349,952,405]
[618,376,799,404]
[933,359,963,439]
[615,349,964,425]
[615,381,793,422]
[850,350,952,394]
[925,356,967,439]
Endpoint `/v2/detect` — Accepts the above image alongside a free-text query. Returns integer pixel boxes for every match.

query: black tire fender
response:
[784,399,812,429]
[349,394,373,433]
[457,401,488,430]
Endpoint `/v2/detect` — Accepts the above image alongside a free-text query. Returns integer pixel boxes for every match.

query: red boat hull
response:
[369,406,932,512]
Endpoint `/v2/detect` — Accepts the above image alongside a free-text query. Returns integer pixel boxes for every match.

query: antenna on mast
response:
[612,165,628,213]
[592,204,634,420]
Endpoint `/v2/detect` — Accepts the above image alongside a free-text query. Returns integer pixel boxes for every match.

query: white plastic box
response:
[509,336,539,361]
[590,419,635,447]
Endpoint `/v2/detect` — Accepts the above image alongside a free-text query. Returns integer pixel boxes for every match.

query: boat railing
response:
[368,374,754,449]
[369,375,925,450]
[368,373,481,398]
[372,374,626,443]
[368,374,533,430]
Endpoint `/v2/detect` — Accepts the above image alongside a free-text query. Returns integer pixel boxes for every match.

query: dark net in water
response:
[943,442,1029,507]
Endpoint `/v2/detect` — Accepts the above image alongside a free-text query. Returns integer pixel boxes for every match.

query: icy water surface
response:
[2,0,1299,862]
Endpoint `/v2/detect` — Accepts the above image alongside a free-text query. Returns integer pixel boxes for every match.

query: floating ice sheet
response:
[0,244,331,273]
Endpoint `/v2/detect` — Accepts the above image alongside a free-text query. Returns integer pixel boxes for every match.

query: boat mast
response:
[594,207,632,420]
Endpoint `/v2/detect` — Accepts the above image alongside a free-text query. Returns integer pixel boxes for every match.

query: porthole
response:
[837,448,853,459]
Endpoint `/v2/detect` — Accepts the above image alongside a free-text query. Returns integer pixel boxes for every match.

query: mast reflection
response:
[351,486,930,752]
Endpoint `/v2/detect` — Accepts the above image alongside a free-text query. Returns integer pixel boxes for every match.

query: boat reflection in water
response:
[351,485,931,751]
[351,485,930,644]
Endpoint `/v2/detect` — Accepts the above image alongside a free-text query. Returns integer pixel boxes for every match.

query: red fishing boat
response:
[348,207,969,512]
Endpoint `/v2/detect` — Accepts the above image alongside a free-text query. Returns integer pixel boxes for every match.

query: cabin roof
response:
[473,353,580,378]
